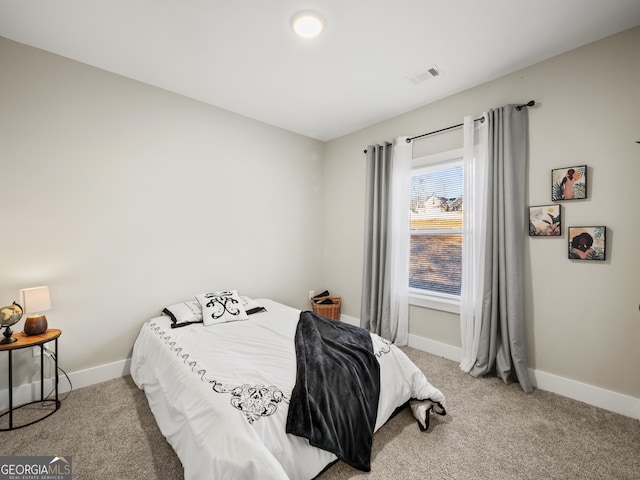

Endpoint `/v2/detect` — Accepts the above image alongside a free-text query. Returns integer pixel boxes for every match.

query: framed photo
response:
[552,165,587,201]
[529,205,561,236]
[568,226,606,260]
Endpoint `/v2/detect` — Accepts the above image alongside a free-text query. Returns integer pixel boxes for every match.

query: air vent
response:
[407,65,441,85]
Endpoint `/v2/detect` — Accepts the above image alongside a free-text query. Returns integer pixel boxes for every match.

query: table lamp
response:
[19,286,51,336]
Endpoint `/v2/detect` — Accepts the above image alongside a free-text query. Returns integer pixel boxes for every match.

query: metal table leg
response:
[8,350,13,430]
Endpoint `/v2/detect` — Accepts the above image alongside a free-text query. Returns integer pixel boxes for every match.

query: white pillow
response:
[162,300,203,328]
[239,296,267,315]
[196,290,249,326]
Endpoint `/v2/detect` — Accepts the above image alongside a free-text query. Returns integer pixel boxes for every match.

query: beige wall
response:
[1,27,638,402]
[0,37,325,389]
[324,27,640,398]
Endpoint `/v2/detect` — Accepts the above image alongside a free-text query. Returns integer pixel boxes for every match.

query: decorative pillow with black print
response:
[162,300,203,328]
[195,290,249,326]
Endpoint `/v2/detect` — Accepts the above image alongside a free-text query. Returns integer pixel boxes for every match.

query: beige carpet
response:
[2,347,639,479]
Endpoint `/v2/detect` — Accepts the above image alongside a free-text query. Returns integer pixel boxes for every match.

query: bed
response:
[130,295,446,480]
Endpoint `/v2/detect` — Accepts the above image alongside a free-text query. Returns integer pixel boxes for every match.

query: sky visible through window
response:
[411,165,463,204]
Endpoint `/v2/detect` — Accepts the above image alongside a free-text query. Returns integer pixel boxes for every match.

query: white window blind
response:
[410,153,463,298]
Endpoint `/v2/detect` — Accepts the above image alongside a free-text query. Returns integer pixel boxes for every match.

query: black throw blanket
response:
[286,311,380,472]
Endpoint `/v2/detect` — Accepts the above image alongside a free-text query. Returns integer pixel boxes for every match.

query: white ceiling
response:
[1,0,640,141]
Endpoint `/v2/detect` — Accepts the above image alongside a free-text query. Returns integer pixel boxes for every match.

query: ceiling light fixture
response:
[291,11,325,39]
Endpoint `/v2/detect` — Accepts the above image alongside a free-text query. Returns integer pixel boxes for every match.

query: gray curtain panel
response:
[469,105,533,393]
[361,142,394,340]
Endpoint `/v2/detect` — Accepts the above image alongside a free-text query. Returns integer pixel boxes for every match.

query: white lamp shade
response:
[19,286,52,314]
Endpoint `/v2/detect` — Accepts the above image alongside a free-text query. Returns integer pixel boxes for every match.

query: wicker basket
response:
[310,296,341,321]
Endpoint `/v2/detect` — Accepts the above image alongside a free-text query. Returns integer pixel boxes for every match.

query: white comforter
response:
[130,299,445,480]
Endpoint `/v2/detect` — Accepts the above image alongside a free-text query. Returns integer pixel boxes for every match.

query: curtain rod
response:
[405,100,535,144]
[363,100,536,152]
[405,119,480,144]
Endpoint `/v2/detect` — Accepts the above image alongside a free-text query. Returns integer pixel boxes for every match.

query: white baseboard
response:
[0,358,131,411]
[408,334,463,363]
[407,333,640,420]
[528,368,640,421]
[339,313,360,327]
[4,335,638,421]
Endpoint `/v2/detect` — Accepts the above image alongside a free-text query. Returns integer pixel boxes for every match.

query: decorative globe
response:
[1,302,23,344]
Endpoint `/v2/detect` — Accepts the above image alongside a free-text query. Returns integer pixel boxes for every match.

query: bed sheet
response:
[130,299,445,480]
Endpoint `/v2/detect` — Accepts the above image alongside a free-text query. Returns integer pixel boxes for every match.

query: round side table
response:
[0,329,62,431]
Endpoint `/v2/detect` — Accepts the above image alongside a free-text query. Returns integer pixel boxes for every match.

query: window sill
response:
[409,292,460,314]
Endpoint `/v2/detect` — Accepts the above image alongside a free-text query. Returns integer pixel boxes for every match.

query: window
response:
[409,149,463,313]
